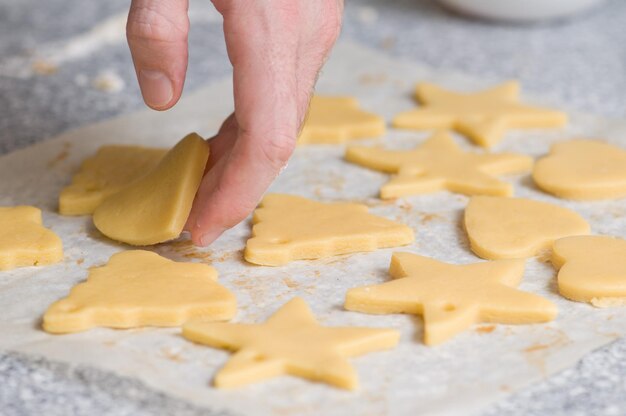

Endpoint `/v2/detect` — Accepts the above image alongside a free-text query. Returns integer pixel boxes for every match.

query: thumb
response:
[127,0,189,110]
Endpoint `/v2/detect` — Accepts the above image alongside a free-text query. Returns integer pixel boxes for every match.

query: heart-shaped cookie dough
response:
[464,196,590,259]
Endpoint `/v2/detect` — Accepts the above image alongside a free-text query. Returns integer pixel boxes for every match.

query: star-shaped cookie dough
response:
[0,206,63,271]
[43,250,236,333]
[392,81,567,147]
[533,140,626,200]
[298,96,385,144]
[464,196,590,259]
[244,194,414,266]
[553,235,626,307]
[183,297,399,389]
[93,133,209,245]
[346,131,532,199]
[59,145,166,215]
[345,252,557,345]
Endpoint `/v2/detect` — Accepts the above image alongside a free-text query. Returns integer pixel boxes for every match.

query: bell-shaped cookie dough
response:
[183,297,399,389]
[0,206,63,271]
[345,252,557,345]
[298,96,385,144]
[43,250,236,333]
[464,196,590,259]
[553,235,626,307]
[59,145,166,215]
[93,133,209,245]
[346,131,532,199]
[533,140,626,200]
[244,194,414,266]
[393,81,567,148]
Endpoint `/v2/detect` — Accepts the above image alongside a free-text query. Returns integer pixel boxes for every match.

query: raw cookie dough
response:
[59,145,166,216]
[0,206,63,271]
[345,252,557,345]
[392,81,567,148]
[244,194,414,266]
[552,235,626,307]
[183,297,399,389]
[43,250,236,333]
[93,133,209,245]
[464,196,590,260]
[346,131,532,199]
[533,140,626,200]
[298,96,385,144]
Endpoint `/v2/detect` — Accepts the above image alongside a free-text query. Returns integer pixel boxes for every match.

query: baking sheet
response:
[1,42,625,416]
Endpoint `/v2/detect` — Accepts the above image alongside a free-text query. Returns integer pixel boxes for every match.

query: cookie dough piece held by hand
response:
[93,133,209,246]
[0,206,63,271]
[43,250,236,333]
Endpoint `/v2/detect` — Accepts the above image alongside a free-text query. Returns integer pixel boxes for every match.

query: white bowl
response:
[438,0,607,22]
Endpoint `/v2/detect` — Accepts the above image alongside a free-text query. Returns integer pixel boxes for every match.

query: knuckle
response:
[127,4,189,44]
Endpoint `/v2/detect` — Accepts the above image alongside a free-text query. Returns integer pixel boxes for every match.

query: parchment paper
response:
[1,42,625,416]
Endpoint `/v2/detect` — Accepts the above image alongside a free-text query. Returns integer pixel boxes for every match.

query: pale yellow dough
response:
[464,196,590,260]
[93,133,209,245]
[59,145,167,216]
[552,235,626,307]
[43,250,236,333]
[392,81,567,148]
[244,194,414,266]
[345,252,557,345]
[533,140,626,200]
[346,131,532,199]
[183,297,399,389]
[0,206,63,271]
[298,96,385,144]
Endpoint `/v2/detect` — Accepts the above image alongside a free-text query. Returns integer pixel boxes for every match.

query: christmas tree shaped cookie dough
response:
[183,297,399,389]
[345,252,557,345]
[552,236,626,307]
[43,250,236,333]
[533,140,626,200]
[244,194,414,266]
[392,81,567,147]
[298,96,385,144]
[0,206,63,271]
[93,133,209,245]
[464,196,590,260]
[346,131,532,199]
[59,145,166,215]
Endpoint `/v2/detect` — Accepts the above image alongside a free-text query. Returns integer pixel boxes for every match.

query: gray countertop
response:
[1,0,625,414]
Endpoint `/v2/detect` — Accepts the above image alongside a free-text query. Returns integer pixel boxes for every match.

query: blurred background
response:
[0,0,624,154]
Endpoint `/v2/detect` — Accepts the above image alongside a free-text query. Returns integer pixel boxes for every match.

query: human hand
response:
[127,0,343,245]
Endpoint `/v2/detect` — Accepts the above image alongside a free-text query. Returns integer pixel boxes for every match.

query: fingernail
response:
[199,228,225,247]
[138,70,173,109]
